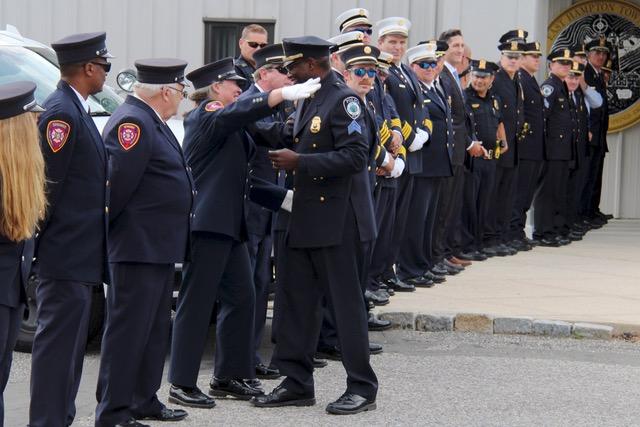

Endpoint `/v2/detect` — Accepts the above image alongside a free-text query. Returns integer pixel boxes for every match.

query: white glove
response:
[280,189,294,212]
[281,77,321,101]
[408,128,429,152]
[387,157,405,178]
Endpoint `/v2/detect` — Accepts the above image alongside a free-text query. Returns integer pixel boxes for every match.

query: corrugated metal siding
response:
[1,0,637,217]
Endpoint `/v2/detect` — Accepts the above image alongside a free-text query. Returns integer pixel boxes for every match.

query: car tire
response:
[15,275,106,353]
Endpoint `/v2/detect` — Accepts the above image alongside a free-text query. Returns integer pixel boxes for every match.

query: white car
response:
[0,25,185,352]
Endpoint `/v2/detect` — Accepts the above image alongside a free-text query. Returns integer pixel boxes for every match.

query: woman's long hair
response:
[0,112,46,242]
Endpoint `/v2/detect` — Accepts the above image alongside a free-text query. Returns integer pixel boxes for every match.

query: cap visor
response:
[226,74,247,81]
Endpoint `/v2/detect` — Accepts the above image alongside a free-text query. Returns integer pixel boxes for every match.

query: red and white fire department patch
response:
[46,120,71,153]
[117,123,141,151]
[205,101,224,112]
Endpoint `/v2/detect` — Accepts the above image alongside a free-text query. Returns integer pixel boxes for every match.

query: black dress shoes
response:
[313,357,328,368]
[423,270,446,283]
[316,345,342,361]
[209,377,264,400]
[482,246,497,257]
[364,289,390,305]
[134,406,188,422]
[251,384,316,407]
[499,243,518,256]
[115,419,149,427]
[437,261,460,275]
[538,238,560,247]
[382,276,415,292]
[404,276,434,288]
[369,342,383,354]
[444,258,464,272]
[168,385,216,408]
[431,264,449,275]
[256,363,281,379]
[567,232,583,241]
[368,312,392,331]
[555,236,571,246]
[326,392,376,415]
[510,239,532,251]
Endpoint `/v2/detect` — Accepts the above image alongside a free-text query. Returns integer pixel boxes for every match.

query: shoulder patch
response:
[541,85,554,97]
[205,101,224,112]
[343,96,361,119]
[46,120,71,153]
[118,123,141,151]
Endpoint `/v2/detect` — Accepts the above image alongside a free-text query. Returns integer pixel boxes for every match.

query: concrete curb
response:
[377,311,615,340]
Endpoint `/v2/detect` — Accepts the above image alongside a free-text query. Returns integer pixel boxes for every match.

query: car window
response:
[0,45,122,114]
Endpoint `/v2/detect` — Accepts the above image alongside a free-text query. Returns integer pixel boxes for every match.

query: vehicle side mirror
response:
[116,69,137,93]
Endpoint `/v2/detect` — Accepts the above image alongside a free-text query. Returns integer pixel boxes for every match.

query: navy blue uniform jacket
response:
[36,80,108,284]
[103,95,194,263]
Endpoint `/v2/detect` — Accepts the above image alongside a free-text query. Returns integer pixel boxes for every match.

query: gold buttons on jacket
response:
[312,143,317,148]
[294,137,299,143]
[320,196,325,202]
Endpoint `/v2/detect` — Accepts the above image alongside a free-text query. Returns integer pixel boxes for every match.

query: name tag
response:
[399,84,406,88]
[471,103,480,109]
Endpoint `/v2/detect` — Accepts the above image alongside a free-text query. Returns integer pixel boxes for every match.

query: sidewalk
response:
[376,220,640,334]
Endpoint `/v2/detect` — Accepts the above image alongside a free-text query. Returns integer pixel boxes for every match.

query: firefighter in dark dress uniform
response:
[29,32,112,427]
[168,57,318,408]
[95,58,193,427]
[0,82,45,427]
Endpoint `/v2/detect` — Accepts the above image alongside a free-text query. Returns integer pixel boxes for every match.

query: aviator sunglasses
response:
[351,67,377,78]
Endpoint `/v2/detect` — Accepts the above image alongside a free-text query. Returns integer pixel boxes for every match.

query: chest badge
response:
[310,116,322,133]
[118,123,141,151]
[493,99,499,110]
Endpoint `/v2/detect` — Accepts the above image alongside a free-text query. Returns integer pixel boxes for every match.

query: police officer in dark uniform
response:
[252,36,378,415]
[582,36,610,227]
[509,41,545,249]
[376,17,432,289]
[486,36,525,257]
[29,32,112,427]
[95,59,192,427]
[464,60,503,254]
[168,57,318,407]
[0,82,45,427]
[238,43,291,380]
[565,61,591,241]
[234,24,269,91]
[533,48,575,247]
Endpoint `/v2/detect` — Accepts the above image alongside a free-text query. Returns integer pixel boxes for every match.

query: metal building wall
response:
[1,0,637,217]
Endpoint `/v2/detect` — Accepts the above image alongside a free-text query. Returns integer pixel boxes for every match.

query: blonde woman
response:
[0,81,46,426]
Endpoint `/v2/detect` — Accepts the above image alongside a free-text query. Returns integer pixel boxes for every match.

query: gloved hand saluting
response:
[281,77,322,101]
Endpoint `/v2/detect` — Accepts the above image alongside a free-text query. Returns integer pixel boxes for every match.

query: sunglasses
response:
[166,86,188,99]
[352,28,373,35]
[246,41,268,49]
[90,61,112,72]
[272,66,289,75]
[351,67,377,78]
[418,61,438,69]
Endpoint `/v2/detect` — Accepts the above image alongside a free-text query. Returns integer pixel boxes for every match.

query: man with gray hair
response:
[96,58,193,426]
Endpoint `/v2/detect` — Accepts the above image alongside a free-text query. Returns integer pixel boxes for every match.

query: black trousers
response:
[0,303,22,426]
[433,165,464,262]
[273,208,377,400]
[367,184,396,291]
[465,159,496,251]
[398,177,441,280]
[95,263,173,426]
[567,154,591,228]
[169,232,255,387]
[29,279,93,427]
[582,146,606,218]
[247,232,273,366]
[487,165,518,246]
[383,172,413,280]
[510,159,543,241]
[460,167,479,253]
[534,160,570,240]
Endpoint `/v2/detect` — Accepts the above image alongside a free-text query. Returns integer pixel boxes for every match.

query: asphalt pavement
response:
[6,328,640,427]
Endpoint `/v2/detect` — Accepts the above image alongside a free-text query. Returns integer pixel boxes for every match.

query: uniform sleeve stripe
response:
[423,119,433,133]
[390,118,402,128]
[401,122,412,139]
